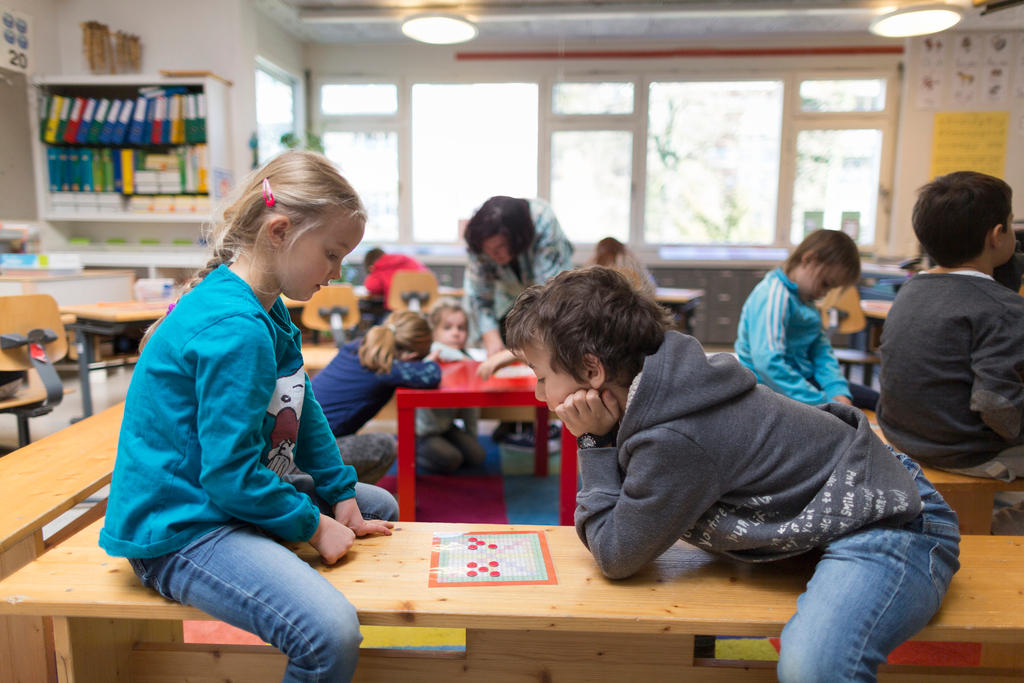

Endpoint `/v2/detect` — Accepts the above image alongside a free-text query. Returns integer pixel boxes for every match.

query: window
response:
[790,77,892,247]
[321,84,398,115]
[645,80,783,244]
[319,83,401,243]
[791,129,883,245]
[411,83,538,242]
[552,82,634,115]
[254,62,297,165]
[314,65,895,252]
[324,131,400,242]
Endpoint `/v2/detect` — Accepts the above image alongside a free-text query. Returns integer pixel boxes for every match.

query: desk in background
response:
[395,360,578,526]
[0,269,135,305]
[61,298,305,419]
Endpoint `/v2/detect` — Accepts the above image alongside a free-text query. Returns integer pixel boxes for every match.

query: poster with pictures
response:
[916,35,946,110]
[984,33,1010,104]
[1,6,31,73]
[952,34,979,105]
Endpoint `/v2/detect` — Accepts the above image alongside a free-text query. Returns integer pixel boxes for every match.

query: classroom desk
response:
[395,360,578,526]
[861,299,892,320]
[655,287,704,335]
[61,298,305,420]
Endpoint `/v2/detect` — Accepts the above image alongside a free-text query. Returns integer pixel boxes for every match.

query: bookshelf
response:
[30,74,232,269]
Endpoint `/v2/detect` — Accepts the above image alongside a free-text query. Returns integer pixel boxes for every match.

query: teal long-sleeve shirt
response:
[100,266,357,559]
[734,268,850,406]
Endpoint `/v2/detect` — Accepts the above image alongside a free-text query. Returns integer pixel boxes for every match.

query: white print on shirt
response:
[265,368,306,477]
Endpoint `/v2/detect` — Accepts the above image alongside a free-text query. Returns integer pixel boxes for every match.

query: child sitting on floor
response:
[311,310,442,483]
[414,300,488,473]
[735,228,878,410]
[504,266,959,682]
[878,170,1024,534]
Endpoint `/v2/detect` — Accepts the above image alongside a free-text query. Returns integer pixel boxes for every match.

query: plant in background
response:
[280,131,325,154]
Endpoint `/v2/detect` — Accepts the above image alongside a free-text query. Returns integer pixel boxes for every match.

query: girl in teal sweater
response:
[100,151,397,682]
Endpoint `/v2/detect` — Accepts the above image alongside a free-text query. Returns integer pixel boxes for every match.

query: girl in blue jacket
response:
[100,151,398,683]
[735,229,878,410]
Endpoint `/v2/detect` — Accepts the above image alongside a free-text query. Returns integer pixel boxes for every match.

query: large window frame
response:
[254,58,301,166]
[313,63,899,255]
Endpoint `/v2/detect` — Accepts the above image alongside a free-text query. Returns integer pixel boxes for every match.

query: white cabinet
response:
[30,74,233,270]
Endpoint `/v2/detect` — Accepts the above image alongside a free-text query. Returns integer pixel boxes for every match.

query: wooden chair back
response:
[300,284,360,334]
[0,294,68,371]
[819,286,866,336]
[387,269,439,313]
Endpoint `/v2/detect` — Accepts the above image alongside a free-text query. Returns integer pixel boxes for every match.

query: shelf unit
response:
[30,73,233,270]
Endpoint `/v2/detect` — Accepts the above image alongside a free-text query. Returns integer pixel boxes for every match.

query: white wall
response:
[891,30,1024,257]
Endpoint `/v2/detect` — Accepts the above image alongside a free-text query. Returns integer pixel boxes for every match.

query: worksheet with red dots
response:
[428,531,557,587]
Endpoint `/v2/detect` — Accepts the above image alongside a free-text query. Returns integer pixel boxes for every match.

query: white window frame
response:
[255,57,301,165]
[313,61,900,256]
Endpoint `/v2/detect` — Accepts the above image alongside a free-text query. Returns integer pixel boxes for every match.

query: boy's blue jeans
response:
[777,451,961,682]
[128,483,399,683]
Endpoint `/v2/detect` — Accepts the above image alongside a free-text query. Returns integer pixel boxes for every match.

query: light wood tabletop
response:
[860,299,892,320]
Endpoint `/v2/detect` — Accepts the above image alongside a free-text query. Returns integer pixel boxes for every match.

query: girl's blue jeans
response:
[777,450,961,682]
[128,483,399,683]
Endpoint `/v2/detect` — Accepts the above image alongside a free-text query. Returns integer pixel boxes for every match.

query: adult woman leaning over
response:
[463,195,573,381]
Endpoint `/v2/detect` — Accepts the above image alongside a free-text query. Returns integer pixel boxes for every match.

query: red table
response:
[395,360,578,525]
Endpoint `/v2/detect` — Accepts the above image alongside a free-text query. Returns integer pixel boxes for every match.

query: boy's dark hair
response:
[784,229,861,285]
[912,171,1013,267]
[464,196,535,257]
[363,247,385,271]
[505,266,673,385]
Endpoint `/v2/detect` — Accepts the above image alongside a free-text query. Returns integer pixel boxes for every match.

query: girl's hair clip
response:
[167,302,176,314]
[262,178,275,207]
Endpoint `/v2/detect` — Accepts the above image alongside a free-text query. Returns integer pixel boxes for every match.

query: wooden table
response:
[1,519,1022,681]
[61,298,305,419]
[861,299,892,320]
[395,360,578,525]
[0,401,123,682]
[655,287,704,335]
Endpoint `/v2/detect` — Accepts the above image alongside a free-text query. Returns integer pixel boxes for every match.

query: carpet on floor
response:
[182,434,980,666]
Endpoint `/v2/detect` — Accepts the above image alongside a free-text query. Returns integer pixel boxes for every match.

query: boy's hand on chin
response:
[556,388,621,438]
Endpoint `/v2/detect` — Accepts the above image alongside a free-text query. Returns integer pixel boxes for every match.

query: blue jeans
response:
[777,451,961,682]
[128,483,399,683]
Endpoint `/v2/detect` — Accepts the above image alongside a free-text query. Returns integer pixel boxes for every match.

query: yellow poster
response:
[929,111,1009,179]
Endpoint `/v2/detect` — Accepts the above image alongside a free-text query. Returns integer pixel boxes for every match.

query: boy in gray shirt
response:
[504,266,959,683]
[877,171,1024,533]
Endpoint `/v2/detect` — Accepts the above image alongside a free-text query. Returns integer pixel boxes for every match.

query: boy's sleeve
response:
[808,332,852,401]
[574,427,722,579]
[464,255,500,336]
[970,309,1024,440]
[190,316,320,542]
[745,282,830,405]
[295,374,358,505]
[529,202,574,284]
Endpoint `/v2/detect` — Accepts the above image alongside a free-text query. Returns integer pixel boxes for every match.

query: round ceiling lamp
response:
[869,3,964,38]
[401,14,478,44]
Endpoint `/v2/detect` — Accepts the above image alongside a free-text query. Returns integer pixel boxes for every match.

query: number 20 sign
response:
[2,7,31,74]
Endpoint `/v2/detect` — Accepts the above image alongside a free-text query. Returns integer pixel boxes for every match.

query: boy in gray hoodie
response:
[504,266,960,683]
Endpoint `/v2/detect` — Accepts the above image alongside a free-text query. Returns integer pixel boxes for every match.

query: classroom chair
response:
[387,269,439,313]
[301,284,361,349]
[0,293,69,448]
[819,285,881,385]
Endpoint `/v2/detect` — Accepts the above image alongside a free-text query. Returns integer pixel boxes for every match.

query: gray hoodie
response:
[575,331,922,579]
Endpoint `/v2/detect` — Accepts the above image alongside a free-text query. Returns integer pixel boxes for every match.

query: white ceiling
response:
[255,0,1024,44]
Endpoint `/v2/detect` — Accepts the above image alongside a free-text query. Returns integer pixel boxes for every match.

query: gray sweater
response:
[575,331,921,579]
[877,272,1024,469]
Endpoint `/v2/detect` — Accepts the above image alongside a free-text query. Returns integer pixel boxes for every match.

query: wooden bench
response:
[864,410,1024,534]
[0,401,123,683]
[1,519,1022,681]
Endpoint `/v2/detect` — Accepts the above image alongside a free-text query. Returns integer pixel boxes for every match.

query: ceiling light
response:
[401,14,478,44]
[869,3,964,38]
